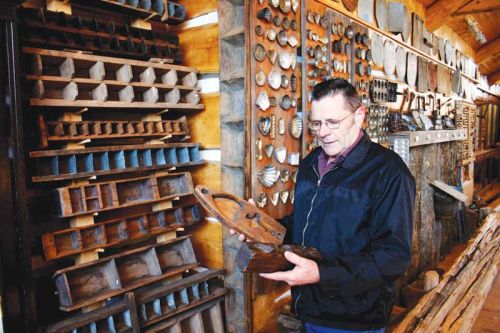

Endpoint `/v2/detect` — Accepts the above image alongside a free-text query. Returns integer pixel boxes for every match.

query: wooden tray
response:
[53,236,198,311]
[45,292,140,333]
[194,186,286,245]
[42,203,202,260]
[39,115,189,148]
[135,269,226,327]
[55,173,193,217]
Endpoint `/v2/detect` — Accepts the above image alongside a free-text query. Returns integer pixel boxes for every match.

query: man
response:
[235,79,415,332]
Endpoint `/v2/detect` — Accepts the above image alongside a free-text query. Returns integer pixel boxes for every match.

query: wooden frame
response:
[53,235,198,311]
[54,172,194,217]
[135,268,226,328]
[42,203,203,260]
[45,292,140,333]
[30,143,203,182]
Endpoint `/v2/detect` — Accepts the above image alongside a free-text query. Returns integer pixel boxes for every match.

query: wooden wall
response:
[175,5,223,270]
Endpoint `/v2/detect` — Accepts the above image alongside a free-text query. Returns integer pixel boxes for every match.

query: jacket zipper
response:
[294,165,338,315]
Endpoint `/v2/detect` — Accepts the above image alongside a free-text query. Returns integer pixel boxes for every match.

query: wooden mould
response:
[235,242,322,273]
[194,186,286,244]
[23,47,203,111]
[54,236,198,311]
[19,7,181,62]
[30,143,203,182]
[135,269,226,328]
[45,292,140,333]
[55,172,193,217]
[143,298,225,333]
[42,203,203,260]
[38,115,189,148]
[194,186,322,273]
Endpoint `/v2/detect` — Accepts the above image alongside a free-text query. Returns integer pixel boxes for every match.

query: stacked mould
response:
[20,1,226,332]
[251,0,301,219]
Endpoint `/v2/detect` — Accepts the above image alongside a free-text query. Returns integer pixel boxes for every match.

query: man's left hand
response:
[259,251,320,286]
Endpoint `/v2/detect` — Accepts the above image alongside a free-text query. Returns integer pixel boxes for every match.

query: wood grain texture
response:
[188,93,221,149]
[191,162,221,192]
[176,0,217,19]
[190,219,223,269]
[178,24,219,74]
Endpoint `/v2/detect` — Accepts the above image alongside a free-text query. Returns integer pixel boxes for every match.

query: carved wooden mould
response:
[53,236,198,311]
[23,47,203,110]
[135,269,226,328]
[143,298,225,333]
[43,203,202,260]
[194,186,323,273]
[30,143,203,182]
[38,115,189,148]
[55,172,193,217]
[45,292,140,333]
[235,243,322,273]
[194,185,286,244]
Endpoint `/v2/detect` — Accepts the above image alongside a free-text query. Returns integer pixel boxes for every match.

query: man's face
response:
[310,94,365,158]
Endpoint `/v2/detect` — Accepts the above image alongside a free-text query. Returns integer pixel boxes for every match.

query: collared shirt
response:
[317,130,364,178]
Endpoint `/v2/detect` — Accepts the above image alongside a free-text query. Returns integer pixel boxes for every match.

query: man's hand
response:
[229,198,256,242]
[259,251,320,286]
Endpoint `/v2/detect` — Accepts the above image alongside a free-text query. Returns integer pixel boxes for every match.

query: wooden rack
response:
[23,47,203,110]
[39,115,190,147]
[53,235,198,311]
[135,269,226,328]
[42,203,202,260]
[54,172,193,217]
[45,292,140,333]
[30,143,203,182]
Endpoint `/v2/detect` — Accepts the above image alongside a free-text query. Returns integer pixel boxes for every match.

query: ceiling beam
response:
[487,69,500,85]
[452,0,500,16]
[452,5,500,16]
[476,37,500,64]
[425,0,471,31]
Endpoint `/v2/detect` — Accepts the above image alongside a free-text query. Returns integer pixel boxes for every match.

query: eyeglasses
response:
[308,112,355,131]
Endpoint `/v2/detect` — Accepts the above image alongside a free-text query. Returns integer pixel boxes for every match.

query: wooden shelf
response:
[29,99,204,111]
[315,0,480,85]
[389,129,467,147]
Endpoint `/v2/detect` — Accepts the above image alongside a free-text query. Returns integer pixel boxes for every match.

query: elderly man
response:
[236,78,415,332]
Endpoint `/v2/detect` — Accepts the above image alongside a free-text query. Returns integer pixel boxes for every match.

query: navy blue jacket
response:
[285,132,415,330]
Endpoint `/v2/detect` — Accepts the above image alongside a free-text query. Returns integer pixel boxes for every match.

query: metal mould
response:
[289,115,303,138]
[278,52,291,69]
[267,49,277,64]
[258,165,280,188]
[290,170,298,183]
[255,25,264,36]
[268,70,282,90]
[288,152,300,165]
[279,0,291,13]
[280,94,292,110]
[253,44,266,62]
[256,138,263,160]
[280,169,290,183]
[256,91,270,111]
[278,118,286,135]
[266,29,277,41]
[257,192,267,208]
[274,146,287,164]
[280,191,289,204]
[258,116,271,135]
[257,7,272,22]
[277,30,288,46]
[264,144,274,158]
[288,35,298,48]
[270,192,279,206]
[281,74,289,88]
[255,70,266,86]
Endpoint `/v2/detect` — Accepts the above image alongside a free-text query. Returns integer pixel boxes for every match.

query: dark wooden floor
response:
[471,248,499,332]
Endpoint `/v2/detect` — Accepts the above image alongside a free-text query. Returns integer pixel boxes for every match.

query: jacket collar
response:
[306,130,372,171]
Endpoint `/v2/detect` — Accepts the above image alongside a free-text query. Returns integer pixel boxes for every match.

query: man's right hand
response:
[229,198,256,242]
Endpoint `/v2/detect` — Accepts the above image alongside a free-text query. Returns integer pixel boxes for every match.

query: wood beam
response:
[487,69,500,85]
[476,37,500,64]
[452,0,500,16]
[425,0,471,31]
